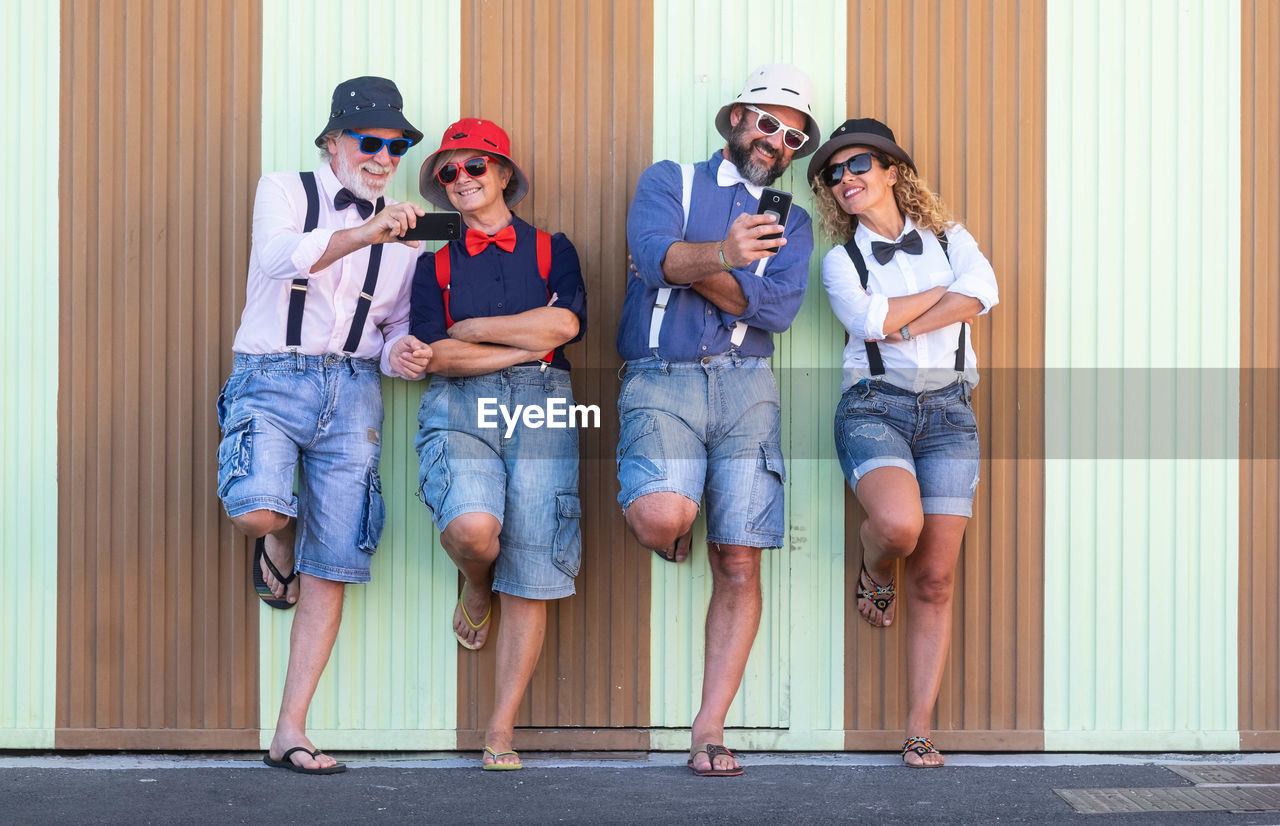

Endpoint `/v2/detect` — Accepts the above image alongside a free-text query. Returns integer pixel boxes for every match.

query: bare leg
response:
[266,574,345,770]
[901,514,968,767]
[853,468,923,627]
[231,509,299,605]
[624,491,699,563]
[441,512,502,649]
[688,543,761,774]
[482,593,547,767]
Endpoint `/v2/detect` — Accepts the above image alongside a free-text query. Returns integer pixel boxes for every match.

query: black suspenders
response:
[842,230,966,377]
[287,171,385,354]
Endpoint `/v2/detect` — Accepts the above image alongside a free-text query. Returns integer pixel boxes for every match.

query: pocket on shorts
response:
[552,490,583,578]
[943,398,978,432]
[746,442,786,538]
[415,436,451,519]
[216,413,254,500]
[358,464,386,554]
[839,388,890,418]
[215,371,252,429]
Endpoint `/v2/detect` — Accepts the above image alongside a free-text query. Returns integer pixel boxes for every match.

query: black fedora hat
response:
[806,117,916,184]
[314,76,423,149]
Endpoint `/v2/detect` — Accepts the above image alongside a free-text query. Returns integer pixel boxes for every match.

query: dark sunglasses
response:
[435,155,497,185]
[344,130,413,157]
[744,104,809,151]
[821,152,877,187]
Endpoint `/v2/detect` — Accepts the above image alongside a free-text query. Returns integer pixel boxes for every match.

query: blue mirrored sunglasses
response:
[343,129,413,157]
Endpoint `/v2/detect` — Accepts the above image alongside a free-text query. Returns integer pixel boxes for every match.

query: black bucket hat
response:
[806,117,916,184]
[314,76,423,149]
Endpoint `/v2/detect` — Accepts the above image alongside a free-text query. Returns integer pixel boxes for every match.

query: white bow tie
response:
[717,159,764,199]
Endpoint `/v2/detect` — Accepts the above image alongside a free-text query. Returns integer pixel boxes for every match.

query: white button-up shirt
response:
[231,163,424,376]
[821,216,999,392]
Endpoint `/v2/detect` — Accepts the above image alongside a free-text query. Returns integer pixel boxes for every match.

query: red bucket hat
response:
[418,118,530,210]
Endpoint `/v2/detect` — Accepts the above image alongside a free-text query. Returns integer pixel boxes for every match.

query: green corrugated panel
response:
[0,0,57,749]
[1044,0,1240,750]
[647,0,846,742]
[257,0,462,749]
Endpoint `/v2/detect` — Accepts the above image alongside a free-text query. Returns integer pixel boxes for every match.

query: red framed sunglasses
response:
[435,155,498,185]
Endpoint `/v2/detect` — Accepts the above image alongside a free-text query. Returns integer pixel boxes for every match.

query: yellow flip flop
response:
[482,746,522,771]
[454,584,492,651]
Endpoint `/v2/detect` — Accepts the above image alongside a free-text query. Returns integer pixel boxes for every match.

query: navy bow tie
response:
[334,187,375,219]
[871,229,923,265]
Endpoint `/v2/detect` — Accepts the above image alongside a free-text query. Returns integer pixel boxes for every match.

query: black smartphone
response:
[397,211,463,242]
[756,187,793,250]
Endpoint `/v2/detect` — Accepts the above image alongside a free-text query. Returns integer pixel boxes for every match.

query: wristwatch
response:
[900,325,912,341]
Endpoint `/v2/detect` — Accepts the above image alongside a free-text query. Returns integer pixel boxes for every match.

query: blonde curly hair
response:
[810,152,954,243]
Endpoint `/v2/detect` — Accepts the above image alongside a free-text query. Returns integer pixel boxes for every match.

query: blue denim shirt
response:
[617,152,813,361]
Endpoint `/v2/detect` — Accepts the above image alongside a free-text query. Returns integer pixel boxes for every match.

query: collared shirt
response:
[821,216,999,392]
[617,152,813,361]
[409,216,587,371]
[231,163,424,376]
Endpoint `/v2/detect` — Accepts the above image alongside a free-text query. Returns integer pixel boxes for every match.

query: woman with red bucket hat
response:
[409,119,588,770]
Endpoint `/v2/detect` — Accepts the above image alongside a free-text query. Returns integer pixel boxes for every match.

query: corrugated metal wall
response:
[1239,0,1280,752]
[647,0,850,751]
[453,0,656,750]
[1,0,59,749]
[256,0,464,750]
[55,0,263,748]
[841,0,1047,750]
[1043,0,1240,750]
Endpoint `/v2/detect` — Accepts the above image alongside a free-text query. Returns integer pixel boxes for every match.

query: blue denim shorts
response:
[415,367,582,600]
[216,353,386,583]
[616,354,786,549]
[834,379,980,517]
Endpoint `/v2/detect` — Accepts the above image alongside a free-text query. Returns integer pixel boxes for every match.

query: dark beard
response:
[725,117,787,186]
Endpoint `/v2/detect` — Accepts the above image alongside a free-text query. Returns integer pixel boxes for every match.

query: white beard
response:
[334,151,394,201]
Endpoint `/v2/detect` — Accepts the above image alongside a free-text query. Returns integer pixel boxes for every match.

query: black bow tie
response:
[871,229,923,265]
[334,188,375,219]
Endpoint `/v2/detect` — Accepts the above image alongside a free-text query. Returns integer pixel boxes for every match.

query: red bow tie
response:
[465,225,517,256]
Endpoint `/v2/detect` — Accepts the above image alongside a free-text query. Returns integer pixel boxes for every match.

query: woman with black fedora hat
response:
[408,118,587,771]
[807,118,999,767]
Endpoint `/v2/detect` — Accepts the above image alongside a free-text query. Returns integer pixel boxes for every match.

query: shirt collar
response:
[712,151,764,199]
[856,214,917,245]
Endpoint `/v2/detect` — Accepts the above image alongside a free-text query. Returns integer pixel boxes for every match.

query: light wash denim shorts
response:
[834,379,980,517]
[415,367,582,600]
[216,353,386,583]
[616,354,786,549]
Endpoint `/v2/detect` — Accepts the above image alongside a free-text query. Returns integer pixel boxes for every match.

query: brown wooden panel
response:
[455,0,654,731]
[845,729,1043,751]
[56,0,262,747]
[1239,0,1280,750]
[841,0,1046,745]
[457,728,651,751]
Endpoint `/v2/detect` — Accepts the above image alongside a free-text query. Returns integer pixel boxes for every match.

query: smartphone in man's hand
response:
[397,211,463,242]
[756,187,793,250]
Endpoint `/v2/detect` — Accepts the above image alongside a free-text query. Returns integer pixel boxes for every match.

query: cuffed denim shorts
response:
[834,379,980,517]
[415,367,582,600]
[216,353,386,583]
[616,354,786,549]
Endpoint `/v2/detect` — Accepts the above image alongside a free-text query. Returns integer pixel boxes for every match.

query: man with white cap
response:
[616,64,820,776]
[216,76,433,773]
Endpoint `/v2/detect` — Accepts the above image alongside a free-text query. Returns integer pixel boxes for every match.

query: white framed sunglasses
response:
[743,104,810,151]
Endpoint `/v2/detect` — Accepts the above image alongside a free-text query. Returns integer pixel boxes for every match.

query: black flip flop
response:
[252,537,297,610]
[263,746,347,775]
[652,530,692,564]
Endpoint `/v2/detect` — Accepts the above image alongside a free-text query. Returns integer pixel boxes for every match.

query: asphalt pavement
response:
[3,752,1280,824]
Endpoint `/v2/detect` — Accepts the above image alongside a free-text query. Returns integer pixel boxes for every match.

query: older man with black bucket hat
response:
[216,76,434,774]
[616,63,820,777]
